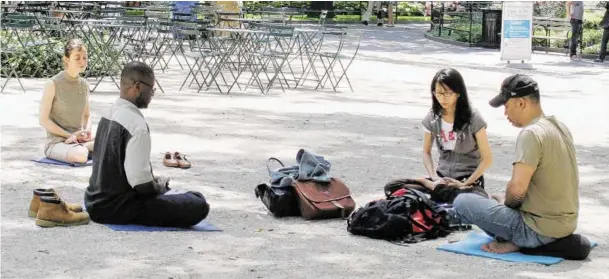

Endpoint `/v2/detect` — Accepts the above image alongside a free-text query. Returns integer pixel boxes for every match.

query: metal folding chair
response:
[1,14,47,92]
[315,27,364,92]
[245,24,297,94]
[178,22,230,93]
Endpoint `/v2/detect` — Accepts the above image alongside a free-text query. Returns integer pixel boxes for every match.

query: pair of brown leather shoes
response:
[28,188,90,227]
[163,152,191,169]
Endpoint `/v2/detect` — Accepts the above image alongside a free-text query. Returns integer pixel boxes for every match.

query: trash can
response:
[481,8,502,48]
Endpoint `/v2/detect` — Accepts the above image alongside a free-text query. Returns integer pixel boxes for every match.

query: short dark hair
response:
[64,38,85,58]
[120,61,154,89]
[525,91,540,104]
[430,68,473,132]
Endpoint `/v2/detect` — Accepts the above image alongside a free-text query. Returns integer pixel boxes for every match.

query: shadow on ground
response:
[2,99,608,278]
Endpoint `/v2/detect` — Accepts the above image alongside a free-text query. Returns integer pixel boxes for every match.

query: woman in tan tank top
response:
[39,39,94,164]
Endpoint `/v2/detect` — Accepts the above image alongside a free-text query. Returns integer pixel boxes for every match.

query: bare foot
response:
[481,241,519,254]
[481,243,491,252]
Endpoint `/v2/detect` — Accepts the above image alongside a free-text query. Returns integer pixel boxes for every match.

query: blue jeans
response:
[452,193,555,248]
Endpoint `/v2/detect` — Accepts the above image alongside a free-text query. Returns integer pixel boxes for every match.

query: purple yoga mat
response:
[32,157,92,167]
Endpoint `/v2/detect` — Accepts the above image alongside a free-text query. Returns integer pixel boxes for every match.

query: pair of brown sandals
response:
[163,152,191,169]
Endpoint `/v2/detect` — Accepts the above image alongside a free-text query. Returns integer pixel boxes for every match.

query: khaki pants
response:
[44,141,84,163]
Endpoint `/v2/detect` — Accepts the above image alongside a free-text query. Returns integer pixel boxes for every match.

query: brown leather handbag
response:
[292,178,356,220]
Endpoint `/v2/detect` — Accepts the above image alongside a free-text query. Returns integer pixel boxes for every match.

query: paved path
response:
[1,24,608,279]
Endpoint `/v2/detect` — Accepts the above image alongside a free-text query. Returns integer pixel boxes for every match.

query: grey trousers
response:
[570,19,583,57]
[600,28,609,60]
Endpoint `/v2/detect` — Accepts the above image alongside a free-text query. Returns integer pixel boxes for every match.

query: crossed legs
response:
[453,193,555,254]
[45,140,95,164]
[132,191,210,227]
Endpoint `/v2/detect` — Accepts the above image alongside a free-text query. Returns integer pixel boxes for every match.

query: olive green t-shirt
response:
[514,116,579,238]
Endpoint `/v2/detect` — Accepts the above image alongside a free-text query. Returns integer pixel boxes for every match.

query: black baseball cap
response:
[489,74,540,108]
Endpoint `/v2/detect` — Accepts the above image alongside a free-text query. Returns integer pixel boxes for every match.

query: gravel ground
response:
[2,24,608,279]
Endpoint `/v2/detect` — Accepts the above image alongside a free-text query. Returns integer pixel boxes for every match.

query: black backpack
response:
[254,158,301,217]
[346,189,451,243]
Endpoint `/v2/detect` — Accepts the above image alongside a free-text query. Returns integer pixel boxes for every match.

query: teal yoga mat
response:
[438,231,597,265]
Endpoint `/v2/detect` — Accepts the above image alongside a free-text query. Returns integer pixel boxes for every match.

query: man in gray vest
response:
[596,2,609,63]
[567,1,584,60]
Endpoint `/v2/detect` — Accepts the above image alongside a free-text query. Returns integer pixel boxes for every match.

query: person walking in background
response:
[595,1,609,63]
[362,1,380,26]
[567,1,584,60]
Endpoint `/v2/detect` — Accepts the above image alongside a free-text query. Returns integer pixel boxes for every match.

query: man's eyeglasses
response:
[135,80,156,94]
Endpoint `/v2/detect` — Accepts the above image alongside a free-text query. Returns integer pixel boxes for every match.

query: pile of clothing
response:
[255,149,355,220]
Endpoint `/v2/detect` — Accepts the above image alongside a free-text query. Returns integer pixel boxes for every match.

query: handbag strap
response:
[266,157,285,176]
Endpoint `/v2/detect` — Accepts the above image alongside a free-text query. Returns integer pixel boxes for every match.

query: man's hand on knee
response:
[491,194,505,204]
[154,176,171,194]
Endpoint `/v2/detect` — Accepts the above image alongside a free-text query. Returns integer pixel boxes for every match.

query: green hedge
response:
[242,1,427,17]
[426,24,483,44]
[531,25,603,54]
[243,1,311,11]
[1,37,122,79]
[396,2,425,17]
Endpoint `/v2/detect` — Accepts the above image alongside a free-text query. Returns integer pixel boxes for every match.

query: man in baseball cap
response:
[489,74,544,128]
[489,74,540,109]
[451,74,581,254]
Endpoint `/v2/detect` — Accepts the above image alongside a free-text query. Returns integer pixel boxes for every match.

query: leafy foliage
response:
[1,36,121,78]
[396,2,425,17]
[243,1,311,11]
[534,1,566,18]
[242,1,428,16]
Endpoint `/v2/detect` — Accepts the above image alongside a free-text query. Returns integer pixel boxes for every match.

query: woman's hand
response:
[77,130,92,143]
[64,132,78,144]
[432,178,449,187]
[430,175,442,182]
[444,178,473,190]
[65,130,90,144]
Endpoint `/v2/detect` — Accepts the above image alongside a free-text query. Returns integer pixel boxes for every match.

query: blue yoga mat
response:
[105,220,222,232]
[32,157,93,167]
[438,231,597,265]
[81,200,221,232]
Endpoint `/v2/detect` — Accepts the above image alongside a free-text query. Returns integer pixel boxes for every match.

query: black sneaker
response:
[594,58,604,63]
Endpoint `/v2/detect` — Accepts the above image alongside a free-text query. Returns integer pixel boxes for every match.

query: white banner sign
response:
[500,1,534,61]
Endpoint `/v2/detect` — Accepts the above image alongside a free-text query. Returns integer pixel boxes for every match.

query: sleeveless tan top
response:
[46,71,90,144]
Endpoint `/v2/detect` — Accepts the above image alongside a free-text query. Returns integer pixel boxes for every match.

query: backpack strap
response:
[266,157,285,176]
[404,189,452,238]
